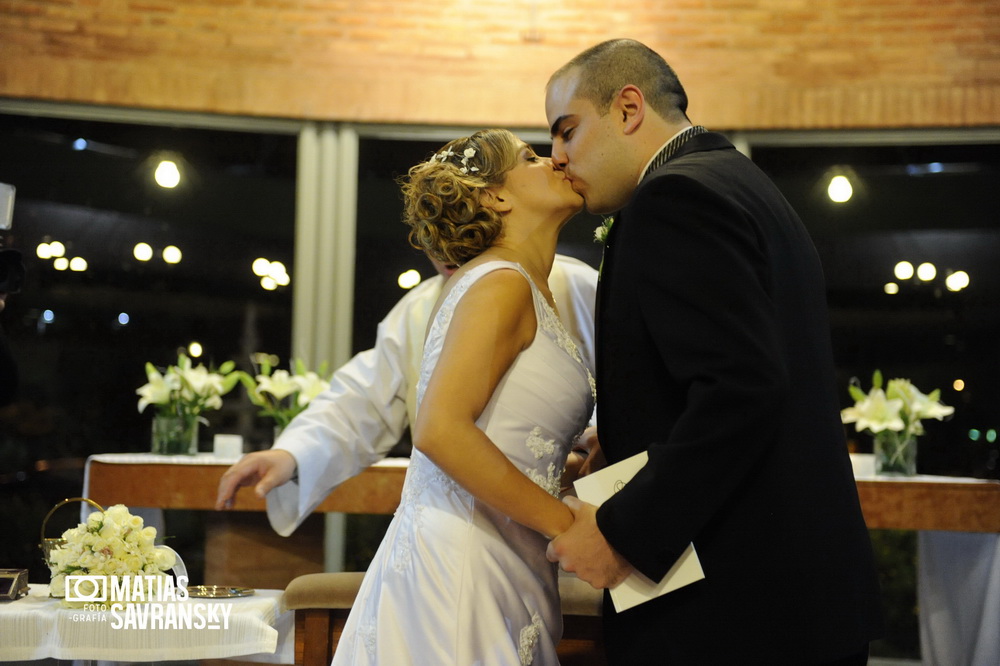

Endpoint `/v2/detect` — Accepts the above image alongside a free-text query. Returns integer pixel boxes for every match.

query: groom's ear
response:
[615,85,645,135]
[480,187,512,213]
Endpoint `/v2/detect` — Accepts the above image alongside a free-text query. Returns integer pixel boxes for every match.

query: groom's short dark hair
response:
[549,39,689,121]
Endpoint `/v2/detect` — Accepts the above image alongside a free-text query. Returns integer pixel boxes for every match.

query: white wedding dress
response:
[332,261,596,666]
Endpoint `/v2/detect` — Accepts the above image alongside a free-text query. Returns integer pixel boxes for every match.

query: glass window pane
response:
[0,114,297,459]
[753,142,1000,479]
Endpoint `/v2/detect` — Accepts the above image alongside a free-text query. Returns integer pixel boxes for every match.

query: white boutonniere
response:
[594,216,615,244]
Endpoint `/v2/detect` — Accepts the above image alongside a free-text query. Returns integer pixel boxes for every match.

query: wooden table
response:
[85,454,1000,533]
[86,455,407,515]
[84,454,1000,663]
[856,477,1000,533]
[83,454,410,589]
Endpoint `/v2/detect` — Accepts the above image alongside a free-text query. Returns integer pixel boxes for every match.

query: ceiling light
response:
[162,245,182,264]
[252,257,271,277]
[154,160,181,189]
[893,261,914,280]
[945,270,970,292]
[916,262,936,281]
[398,269,422,290]
[133,242,153,261]
[827,175,853,203]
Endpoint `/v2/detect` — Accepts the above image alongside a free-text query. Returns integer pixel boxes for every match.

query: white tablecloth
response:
[919,531,1000,666]
[0,584,294,663]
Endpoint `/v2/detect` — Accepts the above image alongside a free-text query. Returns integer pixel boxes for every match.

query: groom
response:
[544,40,883,664]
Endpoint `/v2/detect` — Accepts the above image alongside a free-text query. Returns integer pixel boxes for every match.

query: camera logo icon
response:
[65,575,108,603]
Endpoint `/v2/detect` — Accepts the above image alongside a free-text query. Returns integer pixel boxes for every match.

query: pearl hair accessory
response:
[430,146,480,175]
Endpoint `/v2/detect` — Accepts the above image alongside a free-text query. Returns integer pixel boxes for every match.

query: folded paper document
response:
[573,451,705,612]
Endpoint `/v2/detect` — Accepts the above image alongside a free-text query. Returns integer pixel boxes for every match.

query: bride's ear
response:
[480,187,512,213]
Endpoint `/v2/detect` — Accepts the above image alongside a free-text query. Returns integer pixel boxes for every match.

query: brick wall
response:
[1,0,997,129]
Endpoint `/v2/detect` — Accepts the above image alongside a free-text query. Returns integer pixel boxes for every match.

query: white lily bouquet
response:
[137,353,240,454]
[841,370,954,475]
[48,504,178,608]
[239,353,333,430]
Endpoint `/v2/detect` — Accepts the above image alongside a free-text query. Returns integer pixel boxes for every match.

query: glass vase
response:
[874,431,917,476]
[151,414,199,455]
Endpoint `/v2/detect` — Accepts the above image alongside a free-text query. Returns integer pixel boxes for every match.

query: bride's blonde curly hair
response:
[400,129,520,266]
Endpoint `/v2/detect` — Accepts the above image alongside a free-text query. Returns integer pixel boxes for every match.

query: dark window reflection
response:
[754,143,1000,479]
[0,114,297,468]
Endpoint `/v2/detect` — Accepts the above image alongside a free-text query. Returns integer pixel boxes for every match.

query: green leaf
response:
[221,373,241,393]
[237,373,267,407]
[293,358,307,376]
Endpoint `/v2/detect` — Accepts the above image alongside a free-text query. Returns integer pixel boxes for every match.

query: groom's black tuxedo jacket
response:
[594,132,883,664]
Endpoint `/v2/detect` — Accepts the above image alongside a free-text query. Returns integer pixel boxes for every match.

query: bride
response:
[332,129,596,665]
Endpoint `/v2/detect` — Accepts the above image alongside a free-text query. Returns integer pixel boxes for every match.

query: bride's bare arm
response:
[412,269,574,539]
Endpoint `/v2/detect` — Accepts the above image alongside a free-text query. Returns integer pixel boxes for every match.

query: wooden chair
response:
[285,571,606,665]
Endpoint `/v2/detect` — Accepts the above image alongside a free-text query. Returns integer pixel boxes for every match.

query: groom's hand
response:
[546,496,633,589]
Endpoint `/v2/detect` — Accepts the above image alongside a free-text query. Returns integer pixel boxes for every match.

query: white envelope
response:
[573,451,705,612]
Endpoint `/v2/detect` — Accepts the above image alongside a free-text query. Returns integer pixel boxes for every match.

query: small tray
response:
[186,585,255,599]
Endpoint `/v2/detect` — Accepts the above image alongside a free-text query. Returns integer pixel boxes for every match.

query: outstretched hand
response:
[546,495,633,589]
[214,449,297,510]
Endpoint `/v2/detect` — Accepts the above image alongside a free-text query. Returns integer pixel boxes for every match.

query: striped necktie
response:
[641,125,708,180]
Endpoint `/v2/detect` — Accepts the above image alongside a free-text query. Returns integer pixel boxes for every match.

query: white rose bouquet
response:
[239,353,333,429]
[47,504,176,607]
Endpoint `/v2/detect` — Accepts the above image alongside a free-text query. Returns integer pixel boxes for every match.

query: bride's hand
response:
[559,426,606,494]
[560,450,588,494]
[575,426,606,478]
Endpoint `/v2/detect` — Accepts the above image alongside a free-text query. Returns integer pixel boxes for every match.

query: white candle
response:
[213,434,244,459]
